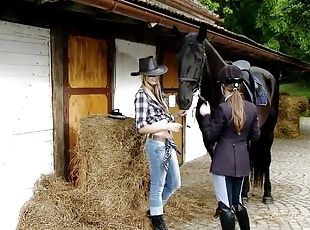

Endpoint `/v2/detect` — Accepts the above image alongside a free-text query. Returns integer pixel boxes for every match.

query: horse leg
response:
[241,176,250,203]
[263,168,273,204]
[262,134,273,203]
[261,125,274,204]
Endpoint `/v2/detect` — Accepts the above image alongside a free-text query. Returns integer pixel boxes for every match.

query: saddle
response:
[232,60,269,106]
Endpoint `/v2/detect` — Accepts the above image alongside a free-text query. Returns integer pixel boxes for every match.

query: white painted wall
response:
[184,93,207,162]
[113,39,156,118]
[0,20,53,229]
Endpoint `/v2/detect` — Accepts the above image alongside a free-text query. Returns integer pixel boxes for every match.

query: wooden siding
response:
[0,20,53,229]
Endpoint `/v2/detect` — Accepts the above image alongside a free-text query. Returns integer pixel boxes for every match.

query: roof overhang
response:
[36,0,310,72]
[71,0,310,72]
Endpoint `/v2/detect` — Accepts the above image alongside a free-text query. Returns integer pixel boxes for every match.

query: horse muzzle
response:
[176,95,192,110]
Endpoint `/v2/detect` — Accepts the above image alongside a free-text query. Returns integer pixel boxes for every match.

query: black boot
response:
[150,215,168,230]
[234,203,250,230]
[218,202,235,230]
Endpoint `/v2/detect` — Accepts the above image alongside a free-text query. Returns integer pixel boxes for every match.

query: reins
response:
[179,39,216,113]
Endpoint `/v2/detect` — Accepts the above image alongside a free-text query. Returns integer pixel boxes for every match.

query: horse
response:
[175,26,279,204]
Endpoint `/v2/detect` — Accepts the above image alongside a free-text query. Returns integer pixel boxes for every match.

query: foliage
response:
[222,0,263,41]
[302,109,310,117]
[280,83,310,99]
[256,0,310,61]
[280,83,310,117]
[199,0,220,12]
[199,0,310,62]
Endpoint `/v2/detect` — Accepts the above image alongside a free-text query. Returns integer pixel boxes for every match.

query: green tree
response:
[199,0,310,62]
[256,0,310,61]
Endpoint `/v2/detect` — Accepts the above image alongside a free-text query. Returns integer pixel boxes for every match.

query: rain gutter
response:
[73,0,198,32]
[72,0,310,71]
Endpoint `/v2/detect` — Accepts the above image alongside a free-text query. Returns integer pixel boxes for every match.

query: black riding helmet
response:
[218,65,244,85]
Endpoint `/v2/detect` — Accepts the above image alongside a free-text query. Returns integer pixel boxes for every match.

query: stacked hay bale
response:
[275,94,309,138]
[17,115,216,230]
[69,115,151,228]
[18,116,151,230]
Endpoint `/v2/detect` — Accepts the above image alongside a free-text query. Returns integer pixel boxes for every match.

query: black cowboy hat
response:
[130,56,168,76]
[218,65,244,84]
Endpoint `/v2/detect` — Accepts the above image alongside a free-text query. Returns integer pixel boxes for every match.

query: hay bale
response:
[69,116,150,228]
[17,115,217,229]
[17,175,79,230]
[275,95,309,138]
[18,116,151,230]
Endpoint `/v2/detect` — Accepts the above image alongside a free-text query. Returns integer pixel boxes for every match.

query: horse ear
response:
[197,24,208,43]
[172,25,183,40]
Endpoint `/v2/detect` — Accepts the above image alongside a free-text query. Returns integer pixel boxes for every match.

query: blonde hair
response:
[224,83,245,135]
[142,75,169,113]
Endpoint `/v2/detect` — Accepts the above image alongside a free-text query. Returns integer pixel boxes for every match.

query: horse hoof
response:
[262,196,273,204]
[242,196,248,204]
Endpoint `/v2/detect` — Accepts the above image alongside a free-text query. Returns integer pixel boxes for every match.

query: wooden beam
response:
[51,27,67,178]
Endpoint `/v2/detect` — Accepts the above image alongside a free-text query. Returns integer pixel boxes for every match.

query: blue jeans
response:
[146,138,181,216]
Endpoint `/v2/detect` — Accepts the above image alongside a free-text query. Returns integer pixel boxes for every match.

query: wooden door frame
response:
[51,28,115,180]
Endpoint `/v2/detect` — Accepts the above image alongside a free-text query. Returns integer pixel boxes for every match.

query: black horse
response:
[175,26,279,204]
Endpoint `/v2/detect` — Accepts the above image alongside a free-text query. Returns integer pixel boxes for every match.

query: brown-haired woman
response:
[199,65,260,230]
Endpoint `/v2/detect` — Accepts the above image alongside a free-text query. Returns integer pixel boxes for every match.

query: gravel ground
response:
[168,118,310,230]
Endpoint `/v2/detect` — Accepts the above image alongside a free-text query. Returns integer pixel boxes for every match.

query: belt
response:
[148,134,167,143]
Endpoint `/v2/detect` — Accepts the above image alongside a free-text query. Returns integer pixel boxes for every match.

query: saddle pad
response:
[254,77,268,106]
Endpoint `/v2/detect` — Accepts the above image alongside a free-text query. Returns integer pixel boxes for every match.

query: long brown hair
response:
[224,83,245,134]
[142,75,169,113]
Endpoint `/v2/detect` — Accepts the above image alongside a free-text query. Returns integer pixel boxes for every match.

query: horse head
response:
[176,26,227,110]
[176,27,209,110]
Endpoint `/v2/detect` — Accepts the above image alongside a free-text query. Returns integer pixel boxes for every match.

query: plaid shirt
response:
[134,87,174,130]
[134,87,179,171]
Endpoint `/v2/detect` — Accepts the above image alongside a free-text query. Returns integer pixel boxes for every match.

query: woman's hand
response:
[199,101,211,116]
[174,110,187,119]
[166,122,182,132]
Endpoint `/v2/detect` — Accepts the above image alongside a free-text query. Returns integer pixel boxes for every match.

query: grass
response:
[280,83,310,99]
[280,83,310,117]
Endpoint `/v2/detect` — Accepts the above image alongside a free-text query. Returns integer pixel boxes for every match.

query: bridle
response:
[178,40,207,93]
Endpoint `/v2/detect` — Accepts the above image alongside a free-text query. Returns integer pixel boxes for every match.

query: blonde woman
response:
[199,65,260,230]
[132,56,185,230]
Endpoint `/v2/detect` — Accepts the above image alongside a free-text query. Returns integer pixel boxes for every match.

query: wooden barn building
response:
[1,0,310,228]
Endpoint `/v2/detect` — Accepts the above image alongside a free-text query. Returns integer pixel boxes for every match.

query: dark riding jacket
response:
[201,100,260,177]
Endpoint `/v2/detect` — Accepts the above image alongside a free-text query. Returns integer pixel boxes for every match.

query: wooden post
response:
[50,27,67,178]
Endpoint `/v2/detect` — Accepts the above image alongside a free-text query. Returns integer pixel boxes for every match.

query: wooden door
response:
[162,51,184,164]
[66,35,110,160]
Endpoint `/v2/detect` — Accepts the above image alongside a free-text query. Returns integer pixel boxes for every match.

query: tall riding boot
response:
[150,214,168,230]
[218,202,235,230]
[234,203,250,230]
